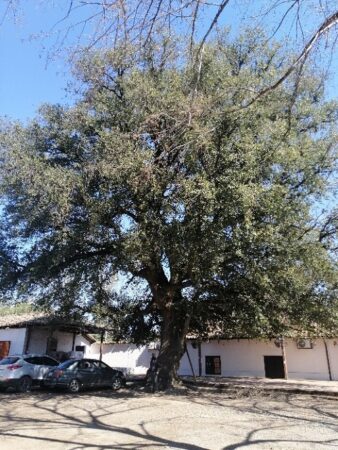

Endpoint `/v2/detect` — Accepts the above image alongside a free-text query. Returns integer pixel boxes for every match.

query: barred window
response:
[205,356,221,375]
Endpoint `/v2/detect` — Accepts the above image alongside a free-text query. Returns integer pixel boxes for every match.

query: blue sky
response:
[0,2,74,122]
[0,1,337,122]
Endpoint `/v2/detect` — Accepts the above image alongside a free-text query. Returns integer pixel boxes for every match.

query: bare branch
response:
[195,0,230,58]
[241,10,338,110]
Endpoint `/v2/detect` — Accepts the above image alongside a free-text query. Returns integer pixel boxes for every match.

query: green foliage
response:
[0,31,337,343]
[0,302,39,316]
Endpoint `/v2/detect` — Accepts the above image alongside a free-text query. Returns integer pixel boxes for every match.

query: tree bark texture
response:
[156,303,191,390]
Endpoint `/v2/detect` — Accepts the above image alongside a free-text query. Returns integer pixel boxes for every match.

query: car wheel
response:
[112,376,122,391]
[68,379,81,393]
[18,376,32,393]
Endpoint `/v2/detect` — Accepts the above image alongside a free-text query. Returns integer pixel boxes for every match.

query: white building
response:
[89,342,155,376]
[179,338,338,381]
[0,313,98,361]
[1,313,337,381]
[88,337,338,381]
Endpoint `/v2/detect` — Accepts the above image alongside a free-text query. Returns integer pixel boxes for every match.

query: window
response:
[205,356,221,375]
[0,341,10,359]
[59,360,78,370]
[75,345,85,354]
[39,356,59,367]
[24,357,41,365]
[78,360,93,370]
[93,360,110,369]
[0,356,19,365]
[25,356,58,366]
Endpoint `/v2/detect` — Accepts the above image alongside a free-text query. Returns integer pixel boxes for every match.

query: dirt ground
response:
[0,387,338,449]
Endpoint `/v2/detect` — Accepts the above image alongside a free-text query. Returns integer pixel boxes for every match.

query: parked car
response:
[44,358,126,393]
[0,354,59,392]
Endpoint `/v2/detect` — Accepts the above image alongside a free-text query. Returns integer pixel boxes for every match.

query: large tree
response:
[0,32,337,388]
[2,1,338,102]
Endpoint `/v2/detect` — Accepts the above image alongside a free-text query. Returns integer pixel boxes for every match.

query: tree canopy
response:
[2,1,338,104]
[0,31,337,387]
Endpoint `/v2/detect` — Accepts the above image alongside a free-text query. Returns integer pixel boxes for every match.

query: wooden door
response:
[0,341,11,359]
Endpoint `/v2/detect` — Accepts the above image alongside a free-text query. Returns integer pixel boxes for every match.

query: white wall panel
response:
[0,328,27,355]
[90,343,153,375]
[178,338,334,381]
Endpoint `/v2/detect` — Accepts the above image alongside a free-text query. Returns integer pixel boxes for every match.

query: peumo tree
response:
[0,32,337,388]
[2,1,338,102]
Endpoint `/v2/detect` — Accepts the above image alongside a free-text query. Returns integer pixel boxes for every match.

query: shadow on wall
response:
[90,343,154,376]
[135,346,155,373]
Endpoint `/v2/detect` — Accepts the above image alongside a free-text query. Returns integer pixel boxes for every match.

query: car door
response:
[23,356,58,380]
[38,356,59,379]
[93,360,113,386]
[23,357,41,380]
[77,360,98,387]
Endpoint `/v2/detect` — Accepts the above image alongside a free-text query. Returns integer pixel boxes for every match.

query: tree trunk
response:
[156,304,191,390]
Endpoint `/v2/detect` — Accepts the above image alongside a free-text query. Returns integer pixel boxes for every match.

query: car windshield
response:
[58,360,79,369]
[0,357,20,365]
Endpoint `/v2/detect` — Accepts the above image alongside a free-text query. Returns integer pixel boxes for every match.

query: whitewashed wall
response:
[53,331,90,353]
[179,338,338,381]
[326,339,338,381]
[28,329,91,354]
[89,343,154,375]
[27,328,48,353]
[3,327,338,382]
[285,339,329,380]
[179,339,279,378]
[88,338,338,381]
[0,328,27,355]
[0,327,91,356]
[179,342,199,376]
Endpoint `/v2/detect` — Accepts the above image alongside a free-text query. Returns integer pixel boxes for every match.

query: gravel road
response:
[0,388,337,449]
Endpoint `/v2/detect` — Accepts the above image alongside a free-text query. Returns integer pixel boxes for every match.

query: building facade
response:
[0,313,98,361]
[179,338,338,381]
[87,337,338,381]
[1,313,337,381]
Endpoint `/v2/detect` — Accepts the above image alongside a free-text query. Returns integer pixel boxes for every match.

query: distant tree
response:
[0,32,337,388]
[0,302,37,316]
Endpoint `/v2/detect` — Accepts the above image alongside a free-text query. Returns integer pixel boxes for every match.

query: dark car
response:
[44,358,126,393]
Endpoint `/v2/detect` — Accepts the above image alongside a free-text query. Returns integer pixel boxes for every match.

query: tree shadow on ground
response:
[182,389,338,448]
[222,426,338,449]
[246,393,338,429]
[1,387,338,449]
[0,388,208,449]
[219,393,338,449]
